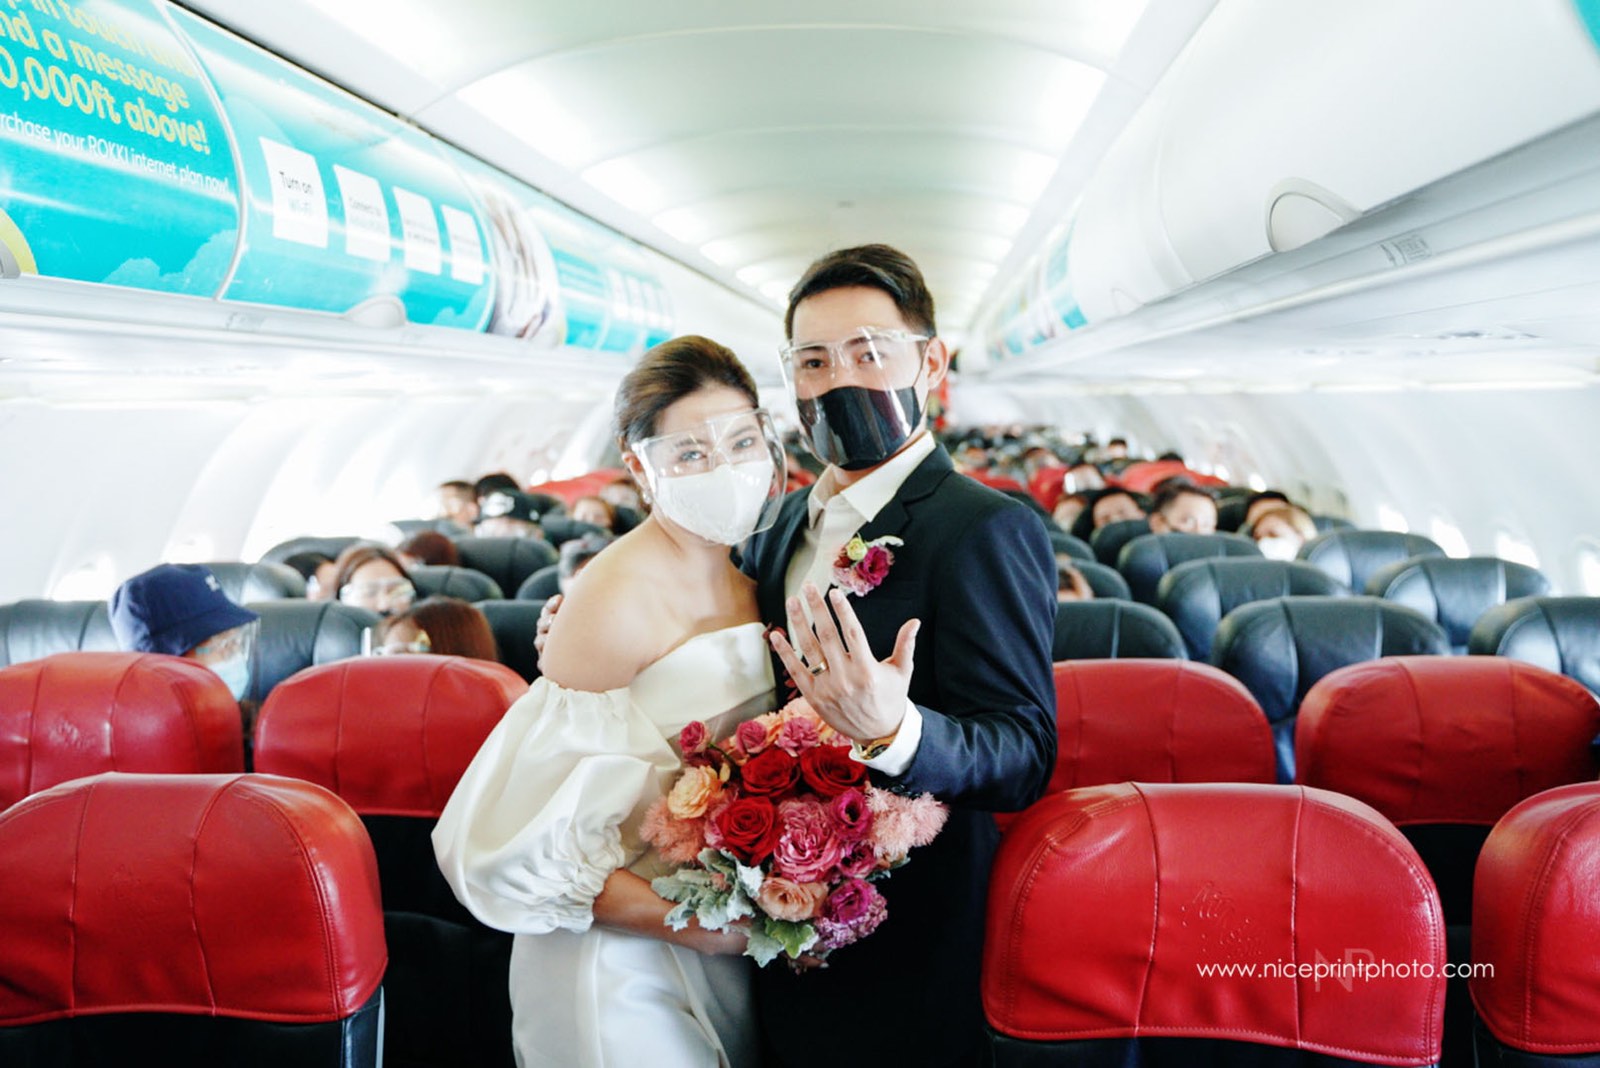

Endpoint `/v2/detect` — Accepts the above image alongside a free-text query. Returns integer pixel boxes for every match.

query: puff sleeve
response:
[432,677,681,934]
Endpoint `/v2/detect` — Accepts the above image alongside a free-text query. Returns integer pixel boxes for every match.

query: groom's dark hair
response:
[613,335,758,448]
[784,244,936,339]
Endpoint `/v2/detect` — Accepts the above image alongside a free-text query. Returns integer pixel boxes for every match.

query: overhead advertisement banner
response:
[529,198,673,356]
[0,0,239,294]
[169,5,493,330]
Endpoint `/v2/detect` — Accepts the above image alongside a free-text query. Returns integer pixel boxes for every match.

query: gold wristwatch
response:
[856,730,899,760]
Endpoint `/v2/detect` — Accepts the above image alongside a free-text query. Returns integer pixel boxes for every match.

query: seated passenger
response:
[1243,489,1293,529]
[109,563,259,706]
[397,529,460,570]
[331,546,416,617]
[1148,480,1219,535]
[1056,557,1095,602]
[282,550,339,601]
[557,532,615,594]
[474,471,521,501]
[372,595,499,662]
[1250,504,1318,561]
[1052,491,1090,532]
[598,475,645,515]
[1070,488,1148,542]
[436,479,480,529]
[475,489,546,539]
[1063,461,1105,493]
[1103,436,1130,462]
[570,495,618,532]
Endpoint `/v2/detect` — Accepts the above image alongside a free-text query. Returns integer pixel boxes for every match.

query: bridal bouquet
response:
[641,697,947,966]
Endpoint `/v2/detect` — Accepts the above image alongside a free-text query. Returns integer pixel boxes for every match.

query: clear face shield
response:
[631,408,786,545]
[778,327,929,470]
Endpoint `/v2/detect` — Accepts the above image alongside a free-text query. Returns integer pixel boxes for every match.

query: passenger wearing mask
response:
[371,596,499,662]
[598,475,646,515]
[282,550,340,601]
[556,531,613,594]
[570,494,618,532]
[436,479,480,529]
[109,563,259,709]
[1148,481,1220,535]
[330,546,416,617]
[1243,489,1294,529]
[1250,504,1319,561]
[1069,487,1148,542]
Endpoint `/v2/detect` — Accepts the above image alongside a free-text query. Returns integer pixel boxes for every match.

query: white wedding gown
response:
[433,622,774,1068]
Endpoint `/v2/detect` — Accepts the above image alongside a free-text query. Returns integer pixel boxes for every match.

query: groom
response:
[750,245,1056,1067]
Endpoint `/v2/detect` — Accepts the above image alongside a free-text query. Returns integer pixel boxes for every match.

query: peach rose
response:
[667,764,724,820]
[755,875,830,922]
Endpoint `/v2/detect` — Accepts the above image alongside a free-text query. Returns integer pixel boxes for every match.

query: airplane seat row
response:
[1365,557,1553,653]
[476,599,544,683]
[256,656,527,1068]
[200,560,308,601]
[516,564,562,600]
[1071,559,1132,600]
[412,564,505,601]
[1052,600,1187,661]
[1156,558,1350,660]
[1117,531,1262,603]
[1470,596,1600,698]
[1471,782,1600,1065]
[247,601,378,705]
[1211,596,1451,781]
[1049,531,1095,563]
[1294,656,1600,1068]
[1090,517,1151,565]
[984,782,1448,1067]
[0,772,386,1068]
[0,652,245,809]
[1298,529,1447,592]
[0,598,118,667]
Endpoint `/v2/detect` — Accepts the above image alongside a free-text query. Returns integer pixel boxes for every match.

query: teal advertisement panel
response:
[0,0,238,293]
[170,6,492,329]
[529,198,674,355]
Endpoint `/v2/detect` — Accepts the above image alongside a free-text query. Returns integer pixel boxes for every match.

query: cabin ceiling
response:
[175,0,1215,342]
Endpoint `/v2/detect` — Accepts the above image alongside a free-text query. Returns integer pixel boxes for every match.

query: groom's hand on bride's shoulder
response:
[532,593,563,661]
[768,582,919,748]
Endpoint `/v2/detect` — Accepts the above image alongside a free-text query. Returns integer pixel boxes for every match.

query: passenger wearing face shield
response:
[109,563,262,732]
[747,245,1057,1068]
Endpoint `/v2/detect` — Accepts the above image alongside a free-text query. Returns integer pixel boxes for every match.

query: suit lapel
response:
[756,488,812,627]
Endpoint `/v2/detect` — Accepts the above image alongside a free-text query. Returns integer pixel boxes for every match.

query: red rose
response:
[800,744,868,797]
[740,748,801,798]
[713,797,782,865]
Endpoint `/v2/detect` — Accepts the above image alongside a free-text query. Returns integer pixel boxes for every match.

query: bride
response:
[434,336,784,1068]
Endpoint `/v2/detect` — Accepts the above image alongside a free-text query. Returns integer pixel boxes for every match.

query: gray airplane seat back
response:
[451,537,557,597]
[1049,531,1094,563]
[0,600,119,667]
[1210,596,1449,783]
[199,561,308,602]
[247,601,379,706]
[1157,558,1350,660]
[1069,559,1132,601]
[259,535,366,567]
[1469,597,1600,698]
[1297,529,1444,591]
[476,600,545,683]
[516,565,562,601]
[537,515,608,548]
[1052,600,1188,662]
[1089,518,1151,566]
[1367,556,1553,653]
[411,565,504,602]
[1116,532,1262,604]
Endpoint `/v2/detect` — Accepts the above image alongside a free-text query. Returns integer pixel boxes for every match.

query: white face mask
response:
[211,653,251,702]
[1256,535,1300,562]
[653,459,776,545]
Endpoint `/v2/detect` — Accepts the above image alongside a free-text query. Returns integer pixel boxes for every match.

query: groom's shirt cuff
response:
[852,700,922,776]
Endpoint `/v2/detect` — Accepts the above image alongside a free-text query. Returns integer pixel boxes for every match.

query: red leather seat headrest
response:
[985,782,1445,1066]
[1297,657,1600,824]
[0,652,243,809]
[0,772,385,1026]
[1472,782,1600,1055]
[254,655,525,817]
[1051,659,1276,790]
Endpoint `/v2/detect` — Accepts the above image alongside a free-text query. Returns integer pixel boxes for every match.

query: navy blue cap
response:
[108,564,260,656]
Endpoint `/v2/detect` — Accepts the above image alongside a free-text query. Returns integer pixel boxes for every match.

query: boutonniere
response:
[832,534,904,596]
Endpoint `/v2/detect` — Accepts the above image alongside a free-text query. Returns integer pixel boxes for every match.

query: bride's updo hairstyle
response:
[613,335,759,448]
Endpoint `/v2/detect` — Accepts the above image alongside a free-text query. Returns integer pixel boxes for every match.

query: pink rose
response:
[771,799,842,884]
[858,545,894,586]
[835,837,879,879]
[755,876,829,922]
[736,718,770,757]
[829,788,873,843]
[678,720,708,755]
[773,716,819,756]
[813,877,888,952]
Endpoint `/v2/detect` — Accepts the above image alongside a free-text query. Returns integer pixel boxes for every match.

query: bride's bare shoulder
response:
[537,534,672,691]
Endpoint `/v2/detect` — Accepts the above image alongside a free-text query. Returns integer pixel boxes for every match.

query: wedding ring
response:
[809,660,829,676]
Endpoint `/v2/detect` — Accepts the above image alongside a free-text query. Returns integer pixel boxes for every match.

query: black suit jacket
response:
[743,444,1057,1068]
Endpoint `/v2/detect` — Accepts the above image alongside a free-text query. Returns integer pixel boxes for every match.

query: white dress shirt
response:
[784,431,936,776]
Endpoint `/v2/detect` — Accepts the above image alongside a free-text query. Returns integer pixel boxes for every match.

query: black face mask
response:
[797,385,922,470]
